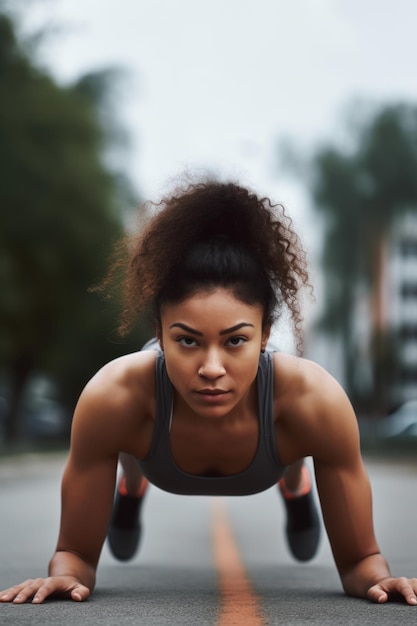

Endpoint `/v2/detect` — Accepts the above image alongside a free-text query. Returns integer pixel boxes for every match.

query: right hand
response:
[0,576,91,604]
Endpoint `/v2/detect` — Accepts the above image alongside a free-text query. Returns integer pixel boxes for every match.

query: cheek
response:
[230,354,258,378]
[164,353,194,384]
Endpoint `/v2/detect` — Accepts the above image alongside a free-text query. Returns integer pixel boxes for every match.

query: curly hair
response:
[105,179,310,351]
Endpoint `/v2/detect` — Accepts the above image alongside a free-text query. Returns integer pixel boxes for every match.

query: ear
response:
[261,325,271,352]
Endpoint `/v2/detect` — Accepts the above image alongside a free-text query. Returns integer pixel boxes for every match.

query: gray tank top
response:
[137,350,286,496]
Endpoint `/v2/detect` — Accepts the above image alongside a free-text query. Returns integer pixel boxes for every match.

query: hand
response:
[0,576,91,604]
[367,577,417,605]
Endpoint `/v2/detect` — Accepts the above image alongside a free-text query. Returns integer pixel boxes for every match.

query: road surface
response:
[0,452,416,625]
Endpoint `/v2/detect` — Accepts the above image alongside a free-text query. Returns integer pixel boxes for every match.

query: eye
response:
[226,336,247,347]
[177,336,198,347]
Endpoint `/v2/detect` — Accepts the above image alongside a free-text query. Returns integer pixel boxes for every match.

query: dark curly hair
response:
[104,179,310,351]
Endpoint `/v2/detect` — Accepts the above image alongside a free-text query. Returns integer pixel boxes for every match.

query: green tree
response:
[310,103,417,412]
[0,13,143,443]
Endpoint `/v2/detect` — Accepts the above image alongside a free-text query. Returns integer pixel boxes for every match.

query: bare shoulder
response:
[84,348,158,403]
[272,352,360,464]
[273,352,345,402]
[70,349,159,462]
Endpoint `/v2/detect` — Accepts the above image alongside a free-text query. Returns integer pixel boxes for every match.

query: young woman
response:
[1,180,416,605]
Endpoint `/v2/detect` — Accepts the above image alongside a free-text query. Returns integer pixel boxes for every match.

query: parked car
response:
[0,375,70,443]
[380,401,417,439]
[24,397,70,438]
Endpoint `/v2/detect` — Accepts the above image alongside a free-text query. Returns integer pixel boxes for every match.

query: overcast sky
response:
[22,0,417,227]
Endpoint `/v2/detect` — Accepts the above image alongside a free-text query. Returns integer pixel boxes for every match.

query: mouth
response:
[194,388,230,404]
[196,388,228,396]
[194,387,231,409]
[195,389,230,406]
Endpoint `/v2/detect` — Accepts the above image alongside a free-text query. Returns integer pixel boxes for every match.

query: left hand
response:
[367,577,417,605]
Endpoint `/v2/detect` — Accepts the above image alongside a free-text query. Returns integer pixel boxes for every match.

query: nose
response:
[198,349,226,380]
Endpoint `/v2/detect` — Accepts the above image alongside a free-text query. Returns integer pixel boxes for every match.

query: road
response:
[0,452,416,625]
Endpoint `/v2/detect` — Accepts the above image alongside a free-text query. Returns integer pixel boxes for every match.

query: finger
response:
[0,586,21,602]
[367,585,388,604]
[31,579,62,604]
[395,578,417,606]
[70,585,91,603]
[368,578,417,606]
[32,580,90,604]
[0,586,23,603]
[1,579,45,604]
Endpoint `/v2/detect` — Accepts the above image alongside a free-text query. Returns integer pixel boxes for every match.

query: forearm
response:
[48,550,97,592]
[341,553,391,599]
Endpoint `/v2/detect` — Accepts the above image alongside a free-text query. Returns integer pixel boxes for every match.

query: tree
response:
[310,103,417,412]
[0,12,144,443]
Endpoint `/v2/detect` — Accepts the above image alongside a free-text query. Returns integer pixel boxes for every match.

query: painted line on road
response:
[211,498,264,626]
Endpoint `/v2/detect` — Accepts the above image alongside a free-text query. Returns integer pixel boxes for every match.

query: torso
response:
[86,347,328,474]
[135,350,285,495]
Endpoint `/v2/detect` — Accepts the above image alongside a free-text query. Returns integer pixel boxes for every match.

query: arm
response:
[277,355,417,605]
[45,444,118,600]
[314,452,392,600]
[310,369,417,605]
[1,373,122,604]
[0,350,155,604]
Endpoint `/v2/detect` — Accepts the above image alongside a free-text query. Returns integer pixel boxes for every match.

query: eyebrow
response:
[168,322,254,336]
[220,322,255,335]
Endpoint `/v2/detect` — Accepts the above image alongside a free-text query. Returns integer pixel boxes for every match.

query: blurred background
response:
[1,0,416,452]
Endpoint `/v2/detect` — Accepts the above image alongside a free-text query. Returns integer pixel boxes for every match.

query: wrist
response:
[48,551,96,591]
[341,553,391,599]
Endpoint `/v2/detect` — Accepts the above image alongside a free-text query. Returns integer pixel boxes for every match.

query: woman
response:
[1,180,416,605]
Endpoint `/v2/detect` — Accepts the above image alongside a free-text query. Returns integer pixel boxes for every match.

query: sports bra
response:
[137,349,286,496]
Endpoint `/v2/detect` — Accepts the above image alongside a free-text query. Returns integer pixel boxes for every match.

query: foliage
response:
[0,12,145,442]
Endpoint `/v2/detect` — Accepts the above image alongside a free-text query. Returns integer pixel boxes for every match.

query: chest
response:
[169,415,259,476]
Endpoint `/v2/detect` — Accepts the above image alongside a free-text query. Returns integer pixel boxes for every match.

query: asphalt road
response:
[0,452,416,625]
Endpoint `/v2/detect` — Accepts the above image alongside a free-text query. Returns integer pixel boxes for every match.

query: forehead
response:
[160,288,263,323]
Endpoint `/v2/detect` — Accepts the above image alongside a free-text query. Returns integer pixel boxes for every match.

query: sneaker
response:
[278,466,320,562]
[107,476,148,561]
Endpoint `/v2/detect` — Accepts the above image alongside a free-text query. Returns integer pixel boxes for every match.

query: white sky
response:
[22,0,417,224]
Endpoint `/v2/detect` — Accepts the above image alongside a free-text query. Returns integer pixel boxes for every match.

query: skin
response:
[1,288,416,605]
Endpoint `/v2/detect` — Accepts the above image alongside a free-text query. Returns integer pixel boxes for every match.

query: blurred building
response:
[388,211,417,405]
[307,210,417,415]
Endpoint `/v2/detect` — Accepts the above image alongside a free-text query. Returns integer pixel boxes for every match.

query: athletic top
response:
[137,349,286,496]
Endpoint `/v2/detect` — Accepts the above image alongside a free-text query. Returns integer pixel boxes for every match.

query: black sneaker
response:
[107,478,148,561]
[279,468,320,562]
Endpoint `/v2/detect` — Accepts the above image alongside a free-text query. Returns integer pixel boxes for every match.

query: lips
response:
[194,388,230,404]
[197,389,228,395]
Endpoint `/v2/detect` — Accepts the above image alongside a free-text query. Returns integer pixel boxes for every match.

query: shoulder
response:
[70,349,159,461]
[272,352,360,464]
[84,348,159,402]
[272,352,345,403]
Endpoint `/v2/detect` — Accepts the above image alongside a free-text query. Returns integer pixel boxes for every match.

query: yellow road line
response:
[211,498,264,626]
